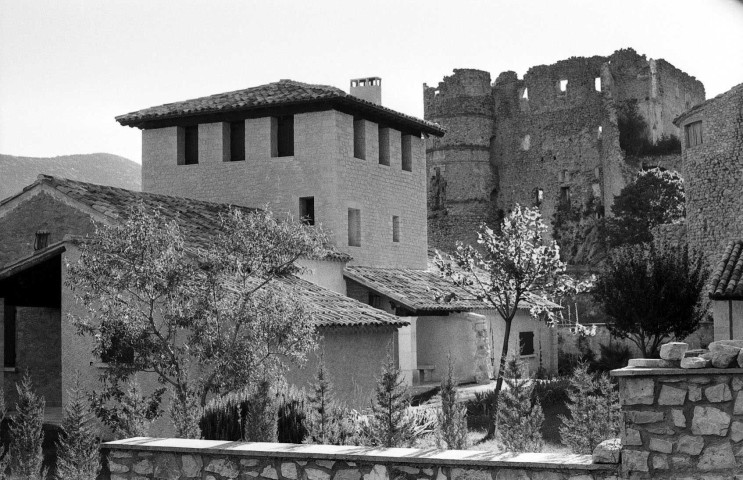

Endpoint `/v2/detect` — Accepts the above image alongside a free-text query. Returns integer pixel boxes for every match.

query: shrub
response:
[277,386,307,444]
[558,335,596,376]
[0,385,9,480]
[592,342,632,373]
[532,377,571,408]
[304,359,346,445]
[465,389,498,418]
[55,373,101,480]
[367,355,415,447]
[9,372,47,480]
[495,357,544,452]
[244,380,278,442]
[559,364,621,454]
[436,356,468,449]
[90,377,162,439]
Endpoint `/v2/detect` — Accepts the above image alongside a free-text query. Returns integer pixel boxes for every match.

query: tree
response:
[605,168,685,247]
[435,355,468,450]
[367,355,415,448]
[67,203,328,437]
[0,384,10,480]
[55,373,101,480]
[304,358,346,445]
[90,377,162,439]
[593,243,708,357]
[244,379,278,442]
[495,357,544,452]
[9,373,47,480]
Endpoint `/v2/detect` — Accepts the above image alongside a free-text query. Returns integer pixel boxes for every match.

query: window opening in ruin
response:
[519,331,535,356]
[522,88,528,100]
[685,121,703,148]
[560,186,571,205]
[534,188,544,207]
[559,79,568,93]
[594,166,601,179]
[4,304,16,368]
[353,118,366,160]
[392,216,400,243]
[594,77,601,92]
[401,134,413,172]
[184,125,199,165]
[490,188,498,203]
[378,126,390,165]
[229,121,245,161]
[299,197,315,226]
[272,115,294,157]
[597,126,603,138]
[348,208,361,247]
[521,134,531,151]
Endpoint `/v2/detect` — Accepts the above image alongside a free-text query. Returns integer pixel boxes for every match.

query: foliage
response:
[605,168,685,247]
[55,373,101,480]
[532,377,571,408]
[465,389,498,418]
[495,357,544,452]
[617,100,681,157]
[593,243,708,357]
[559,364,621,454]
[0,383,9,480]
[558,335,596,376]
[435,356,468,449]
[304,359,353,445]
[90,377,162,439]
[592,342,632,373]
[244,380,278,442]
[277,387,308,444]
[367,355,415,447]
[9,373,47,480]
[67,203,328,437]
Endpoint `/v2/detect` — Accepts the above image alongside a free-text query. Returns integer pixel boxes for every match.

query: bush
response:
[90,377,163,439]
[558,335,596,376]
[559,364,621,454]
[532,377,571,408]
[9,372,47,480]
[495,357,544,452]
[465,389,498,418]
[592,342,632,373]
[304,360,348,445]
[277,386,307,444]
[436,356,468,449]
[367,355,415,447]
[55,373,100,480]
[0,385,9,480]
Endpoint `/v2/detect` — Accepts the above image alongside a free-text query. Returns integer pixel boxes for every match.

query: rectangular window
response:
[378,126,390,166]
[4,304,15,368]
[519,331,535,356]
[368,293,382,309]
[184,125,199,165]
[560,186,571,205]
[229,121,245,161]
[272,115,294,157]
[299,196,315,226]
[685,121,703,147]
[353,119,366,159]
[392,216,400,243]
[401,134,413,171]
[348,208,361,247]
[559,79,568,93]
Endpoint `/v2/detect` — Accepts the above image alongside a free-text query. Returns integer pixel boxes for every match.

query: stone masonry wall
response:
[614,368,743,479]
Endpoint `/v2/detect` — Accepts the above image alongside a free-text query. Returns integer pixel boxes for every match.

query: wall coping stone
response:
[102,437,618,472]
[611,367,743,377]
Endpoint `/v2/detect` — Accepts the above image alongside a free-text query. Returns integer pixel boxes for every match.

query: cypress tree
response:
[9,372,47,480]
[55,373,101,480]
[368,355,414,447]
[436,355,468,449]
[304,359,344,444]
[495,357,544,452]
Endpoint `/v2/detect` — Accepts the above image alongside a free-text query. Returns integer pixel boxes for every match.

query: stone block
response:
[307,468,331,480]
[731,421,743,442]
[317,461,335,469]
[626,410,665,424]
[660,342,688,360]
[733,377,743,391]
[628,358,678,368]
[651,453,668,470]
[363,465,387,480]
[182,455,203,477]
[109,461,130,473]
[453,468,492,480]
[670,455,691,469]
[677,435,705,455]
[691,406,731,436]
[334,470,361,480]
[260,465,278,480]
[689,384,703,401]
[681,356,711,369]
[672,409,686,427]
[645,424,675,435]
[154,454,180,480]
[622,450,649,472]
[592,438,621,463]
[735,392,743,414]
[710,347,739,368]
[205,459,239,479]
[282,463,298,480]
[620,378,655,405]
[133,459,154,475]
[709,339,743,351]
[704,383,733,402]
[491,470,528,480]
[697,442,736,470]
[649,437,673,453]
[623,428,642,446]
[658,384,687,405]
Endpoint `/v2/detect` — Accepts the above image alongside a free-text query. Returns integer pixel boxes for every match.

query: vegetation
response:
[593,243,708,357]
[367,355,415,447]
[435,356,468,450]
[9,373,47,480]
[90,377,161,439]
[0,386,9,480]
[304,359,355,445]
[495,358,545,452]
[67,203,328,437]
[55,374,101,480]
[244,380,278,442]
[617,100,681,157]
[559,364,621,454]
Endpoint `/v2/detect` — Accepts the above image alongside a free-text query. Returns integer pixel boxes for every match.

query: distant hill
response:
[0,153,141,201]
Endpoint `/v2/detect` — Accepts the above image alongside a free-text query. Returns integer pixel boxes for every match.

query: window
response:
[401,134,413,171]
[521,134,531,151]
[272,115,294,157]
[299,197,315,226]
[353,119,366,159]
[184,125,199,165]
[559,79,568,93]
[392,216,400,243]
[560,186,571,205]
[4,304,15,368]
[685,121,703,147]
[348,208,361,247]
[378,126,390,166]
[522,87,528,100]
[368,293,382,309]
[597,125,603,138]
[229,121,245,161]
[519,331,535,356]
[595,77,601,92]
[534,188,544,207]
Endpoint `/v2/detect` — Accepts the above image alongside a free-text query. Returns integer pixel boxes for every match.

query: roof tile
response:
[711,240,743,299]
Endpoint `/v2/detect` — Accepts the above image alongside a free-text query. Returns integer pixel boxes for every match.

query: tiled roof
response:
[710,240,743,300]
[115,79,444,136]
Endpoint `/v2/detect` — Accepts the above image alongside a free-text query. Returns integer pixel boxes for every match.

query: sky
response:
[1,0,742,164]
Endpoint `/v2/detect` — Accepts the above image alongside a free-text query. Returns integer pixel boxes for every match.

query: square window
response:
[519,331,535,356]
[378,126,390,166]
[594,77,601,92]
[299,197,315,226]
[229,121,245,162]
[184,125,199,165]
[559,79,568,93]
[272,115,294,157]
[348,208,361,247]
[392,216,400,243]
[354,119,366,160]
[685,121,703,147]
[401,134,413,172]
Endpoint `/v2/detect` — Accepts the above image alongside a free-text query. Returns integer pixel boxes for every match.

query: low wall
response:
[102,439,620,480]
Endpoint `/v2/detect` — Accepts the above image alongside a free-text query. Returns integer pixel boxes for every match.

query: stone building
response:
[424,49,705,255]
[709,239,743,341]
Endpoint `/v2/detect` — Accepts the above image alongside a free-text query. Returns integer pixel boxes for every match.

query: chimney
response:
[34,231,50,251]
[350,77,382,105]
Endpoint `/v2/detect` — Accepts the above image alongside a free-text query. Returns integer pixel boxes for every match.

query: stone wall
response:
[103,439,620,480]
[613,367,743,479]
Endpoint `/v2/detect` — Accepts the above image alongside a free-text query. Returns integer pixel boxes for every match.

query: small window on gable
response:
[522,88,529,100]
[378,126,390,166]
[519,331,535,356]
[401,134,413,172]
[348,208,361,247]
[229,121,245,162]
[534,188,544,207]
[353,119,366,160]
[685,121,703,148]
[184,125,199,165]
[272,115,294,157]
[594,77,601,92]
[392,216,400,243]
[4,304,16,368]
[299,197,315,226]
[559,79,568,93]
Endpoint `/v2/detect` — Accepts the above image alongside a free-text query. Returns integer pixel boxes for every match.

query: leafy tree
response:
[617,99,651,157]
[367,355,415,447]
[605,168,685,247]
[55,373,101,480]
[435,355,468,450]
[9,373,47,480]
[559,364,621,454]
[304,358,347,445]
[495,357,544,452]
[67,203,327,438]
[593,243,708,357]
[90,377,162,439]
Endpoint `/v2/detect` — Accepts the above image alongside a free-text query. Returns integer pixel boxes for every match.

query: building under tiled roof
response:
[115,79,444,136]
[710,240,743,300]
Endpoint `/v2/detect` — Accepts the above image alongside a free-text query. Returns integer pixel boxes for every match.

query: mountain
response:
[0,153,141,200]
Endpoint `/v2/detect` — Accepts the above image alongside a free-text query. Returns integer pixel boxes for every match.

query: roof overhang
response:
[0,242,67,282]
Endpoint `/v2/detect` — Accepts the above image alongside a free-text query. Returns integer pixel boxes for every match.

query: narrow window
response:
[685,121,703,147]
[378,126,390,166]
[522,88,528,100]
[534,188,544,207]
[353,119,366,159]
[401,134,413,171]
[229,121,245,162]
[4,304,16,368]
[348,208,361,247]
[560,186,571,205]
[521,134,531,151]
[273,115,294,157]
[519,331,535,356]
[594,77,601,91]
[559,79,568,93]
[299,197,315,226]
[597,125,603,138]
[184,125,199,165]
[392,216,400,243]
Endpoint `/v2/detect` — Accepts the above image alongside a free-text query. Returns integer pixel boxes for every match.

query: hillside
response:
[0,153,141,200]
